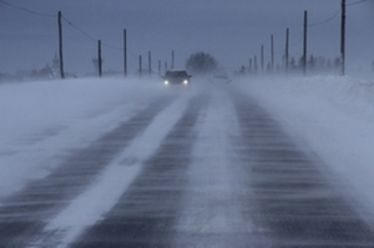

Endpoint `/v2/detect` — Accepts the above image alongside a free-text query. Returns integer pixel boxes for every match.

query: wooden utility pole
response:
[303,10,308,75]
[158,60,162,75]
[285,28,290,72]
[249,58,253,72]
[271,34,275,71]
[138,55,143,77]
[341,0,346,76]
[171,50,175,70]
[98,40,102,77]
[148,51,152,75]
[123,29,127,77]
[261,45,264,72]
[164,61,168,73]
[58,11,65,79]
[254,56,258,73]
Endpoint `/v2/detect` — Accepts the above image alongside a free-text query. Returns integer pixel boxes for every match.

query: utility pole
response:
[98,40,102,77]
[148,51,152,75]
[171,50,175,70]
[341,0,346,76]
[164,61,168,73]
[158,60,162,75]
[285,28,290,72]
[261,45,264,72]
[254,56,258,73]
[249,58,253,73]
[271,34,275,71]
[58,11,65,79]
[138,55,143,77]
[123,29,127,77]
[303,10,308,75]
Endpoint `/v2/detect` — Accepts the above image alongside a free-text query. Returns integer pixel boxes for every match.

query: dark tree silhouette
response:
[186,52,218,74]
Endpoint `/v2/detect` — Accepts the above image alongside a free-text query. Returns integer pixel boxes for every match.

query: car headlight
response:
[183,80,189,85]
[164,80,169,85]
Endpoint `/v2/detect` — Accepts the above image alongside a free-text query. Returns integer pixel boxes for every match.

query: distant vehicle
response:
[163,70,192,87]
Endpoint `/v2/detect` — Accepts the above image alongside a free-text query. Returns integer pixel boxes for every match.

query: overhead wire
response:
[0,0,56,18]
[0,0,123,52]
[347,0,370,7]
[307,0,369,28]
[308,11,340,27]
[62,15,122,51]
[62,15,97,42]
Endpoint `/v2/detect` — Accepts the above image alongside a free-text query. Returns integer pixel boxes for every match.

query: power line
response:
[0,0,122,52]
[62,15,97,42]
[347,0,369,6]
[309,11,339,27]
[0,0,55,18]
[101,42,122,51]
[305,0,364,28]
[62,15,121,51]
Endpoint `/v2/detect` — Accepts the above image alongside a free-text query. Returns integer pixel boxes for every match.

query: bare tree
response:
[186,52,218,74]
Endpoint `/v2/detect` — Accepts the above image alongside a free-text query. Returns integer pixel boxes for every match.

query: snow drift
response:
[236,75,374,220]
[0,77,170,199]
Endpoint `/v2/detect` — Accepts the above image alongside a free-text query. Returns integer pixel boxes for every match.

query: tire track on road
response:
[0,97,174,247]
[233,93,374,247]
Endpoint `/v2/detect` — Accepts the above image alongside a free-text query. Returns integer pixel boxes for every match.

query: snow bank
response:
[0,77,170,198]
[236,75,374,219]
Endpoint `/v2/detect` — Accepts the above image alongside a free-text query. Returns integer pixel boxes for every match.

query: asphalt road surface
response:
[1,86,374,247]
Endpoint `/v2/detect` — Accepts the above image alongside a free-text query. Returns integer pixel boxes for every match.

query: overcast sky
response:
[0,0,373,74]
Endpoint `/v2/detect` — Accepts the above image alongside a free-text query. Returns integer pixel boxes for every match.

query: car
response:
[163,70,192,87]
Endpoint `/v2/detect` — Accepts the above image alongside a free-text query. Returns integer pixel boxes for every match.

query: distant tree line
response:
[186,52,218,75]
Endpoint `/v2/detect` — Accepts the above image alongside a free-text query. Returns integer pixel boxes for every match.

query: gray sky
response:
[0,0,373,74]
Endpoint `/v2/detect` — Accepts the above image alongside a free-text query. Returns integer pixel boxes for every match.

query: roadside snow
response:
[0,77,170,198]
[236,75,374,219]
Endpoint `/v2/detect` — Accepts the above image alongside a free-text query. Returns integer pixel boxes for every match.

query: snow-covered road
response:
[1,79,374,247]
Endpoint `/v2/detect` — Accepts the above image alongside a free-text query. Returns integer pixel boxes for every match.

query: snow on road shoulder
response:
[0,77,171,199]
[173,89,253,247]
[31,91,195,248]
[236,75,374,219]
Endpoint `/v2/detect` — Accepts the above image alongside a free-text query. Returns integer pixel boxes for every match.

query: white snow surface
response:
[236,75,374,220]
[31,93,193,248]
[0,77,171,198]
[174,90,253,247]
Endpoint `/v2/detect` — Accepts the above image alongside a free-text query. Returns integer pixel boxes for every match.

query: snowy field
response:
[236,75,374,220]
[0,77,173,199]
